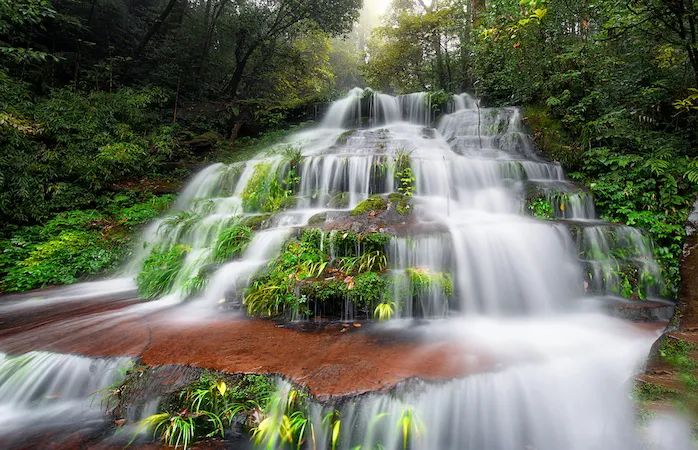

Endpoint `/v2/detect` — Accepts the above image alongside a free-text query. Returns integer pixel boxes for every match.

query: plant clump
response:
[136,244,190,300]
[140,373,274,449]
[527,196,554,219]
[213,222,253,263]
[406,267,454,297]
[244,229,393,320]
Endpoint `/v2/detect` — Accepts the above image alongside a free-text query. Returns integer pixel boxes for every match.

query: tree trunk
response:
[134,0,179,56]
[471,0,486,27]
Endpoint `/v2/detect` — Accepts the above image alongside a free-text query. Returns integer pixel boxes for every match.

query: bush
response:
[0,193,175,294]
[2,230,119,292]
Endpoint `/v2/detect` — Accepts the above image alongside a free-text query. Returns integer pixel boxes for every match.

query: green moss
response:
[634,381,679,402]
[523,105,582,169]
[389,192,412,215]
[350,196,388,216]
[136,244,190,300]
[307,212,327,226]
[214,223,253,263]
[241,214,272,230]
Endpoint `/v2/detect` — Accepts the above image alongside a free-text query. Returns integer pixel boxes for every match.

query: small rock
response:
[353,323,362,328]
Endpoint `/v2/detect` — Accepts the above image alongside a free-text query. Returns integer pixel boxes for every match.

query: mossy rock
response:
[336,130,356,146]
[633,380,679,402]
[308,212,328,226]
[350,196,388,217]
[186,131,222,153]
[241,214,272,231]
[388,193,412,216]
[328,192,350,209]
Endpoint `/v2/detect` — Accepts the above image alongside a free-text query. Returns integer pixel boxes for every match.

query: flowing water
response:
[0,88,692,448]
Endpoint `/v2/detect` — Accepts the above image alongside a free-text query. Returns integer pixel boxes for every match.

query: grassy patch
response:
[634,381,679,402]
[213,223,253,263]
[136,244,190,300]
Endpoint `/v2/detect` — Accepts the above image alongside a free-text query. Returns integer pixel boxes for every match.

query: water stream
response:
[0,88,691,448]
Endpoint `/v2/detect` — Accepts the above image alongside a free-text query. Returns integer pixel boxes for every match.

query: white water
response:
[0,352,131,443]
[0,88,691,448]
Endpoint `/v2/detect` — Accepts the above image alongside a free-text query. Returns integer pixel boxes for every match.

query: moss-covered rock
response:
[241,213,272,230]
[388,193,412,216]
[327,192,350,209]
[350,196,388,216]
[335,130,356,146]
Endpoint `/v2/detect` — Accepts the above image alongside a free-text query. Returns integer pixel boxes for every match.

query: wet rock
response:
[185,131,222,153]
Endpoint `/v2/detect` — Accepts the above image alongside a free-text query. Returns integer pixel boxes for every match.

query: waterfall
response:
[0,352,132,444]
[0,88,690,449]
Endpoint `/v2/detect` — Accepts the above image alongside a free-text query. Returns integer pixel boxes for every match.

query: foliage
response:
[2,230,116,292]
[364,3,468,92]
[141,373,272,449]
[406,267,454,297]
[244,230,327,318]
[0,83,177,224]
[245,229,392,319]
[374,301,396,321]
[336,251,388,274]
[394,149,416,200]
[252,387,312,450]
[527,197,554,220]
[136,244,190,300]
[0,193,173,292]
[241,162,296,213]
[214,222,253,263]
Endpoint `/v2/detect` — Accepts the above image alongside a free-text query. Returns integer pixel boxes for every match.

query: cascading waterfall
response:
[0,352,132,444]
[0,88,691,448]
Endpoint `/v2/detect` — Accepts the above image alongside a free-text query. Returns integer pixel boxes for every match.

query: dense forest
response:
[1,0,697,298]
